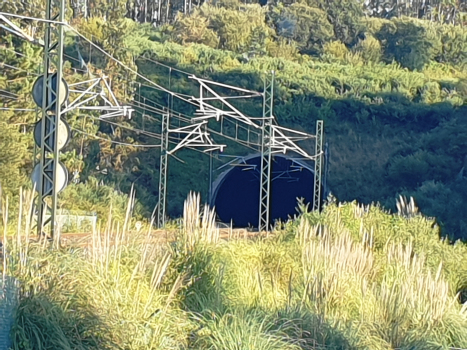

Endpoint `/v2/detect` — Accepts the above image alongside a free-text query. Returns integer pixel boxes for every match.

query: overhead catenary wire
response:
[0,62,40,75]
[1,14,315,162]
[0,45,28,57]
[132,91,263,139]
[84,114,222,159]
[66,26,200,106]
[0,62,195,153]
[0,107,36,111]
[0,12,66,25]
[128,99,261,152]
[71,127,161,148]
[1,56,312,161]
[2,24,266,133]
[137,55,194,77]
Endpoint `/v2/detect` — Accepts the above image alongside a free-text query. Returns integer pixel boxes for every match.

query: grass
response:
[1,191,467,349]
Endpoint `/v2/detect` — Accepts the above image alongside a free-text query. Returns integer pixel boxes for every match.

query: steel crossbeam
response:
[190,78,262,128]
[270,125,315,159]
[62,76,133,118]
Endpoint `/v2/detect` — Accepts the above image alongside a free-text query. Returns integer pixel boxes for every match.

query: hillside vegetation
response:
[3,193,467,349]
[1,0,467,240]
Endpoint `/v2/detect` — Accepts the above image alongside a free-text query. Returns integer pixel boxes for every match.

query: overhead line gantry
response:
[0,9,324,235]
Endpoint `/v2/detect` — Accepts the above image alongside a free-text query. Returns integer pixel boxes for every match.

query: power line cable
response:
[137,55,193,77]
[0,62,40,75]
[131,93,262,140]
[0,59,261,156]
[66,26,198,105]
[0,16,265,161]
[129,101,260,153]
[0,46,28,57]
[0,12,65,25]
[71,127,161,148]
[0,107,35,111]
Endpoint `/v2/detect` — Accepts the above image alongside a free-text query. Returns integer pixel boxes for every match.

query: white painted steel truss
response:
[2,10,324,233]
[157,111,225,228]
[168,121,225,155]
[63,76,134,118]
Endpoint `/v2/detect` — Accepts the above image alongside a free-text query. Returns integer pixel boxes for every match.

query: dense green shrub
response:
[375,17,437,70]
[268,2,334,55]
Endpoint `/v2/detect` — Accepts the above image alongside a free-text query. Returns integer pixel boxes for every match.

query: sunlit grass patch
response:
[1,191,467,349]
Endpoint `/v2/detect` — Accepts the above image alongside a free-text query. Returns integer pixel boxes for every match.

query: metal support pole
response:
[36,0,66,238]
[313,120,324,212]
[208,151,213,206]
[258,72,274,232]
[323,141,329,200]
[157,110,169,228]
[32,66,42,170]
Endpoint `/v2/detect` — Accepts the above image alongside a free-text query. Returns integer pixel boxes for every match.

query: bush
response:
[353,34,382,63]
[434,24,467,66]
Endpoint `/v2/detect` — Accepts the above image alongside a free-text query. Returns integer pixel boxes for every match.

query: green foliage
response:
[172,10,220,47]
[193,311,301,350]
[375,17,437,70]
[312,0,365,46]
[87,0,128,20]
[353,35,382,63]
[434,23,467,66]
[8,226,191,349]
[59,178,148,221]
[175,198,467,349]
[4,0,467,241]
[4,193,467,349]
[174,3,273,55]
[0,113,29,195]
[268,3,334,55]
[265,37,300,60]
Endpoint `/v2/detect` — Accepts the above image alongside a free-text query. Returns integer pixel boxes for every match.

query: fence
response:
[46,209,97,233]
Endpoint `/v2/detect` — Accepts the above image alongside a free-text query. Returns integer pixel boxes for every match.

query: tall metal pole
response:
[36,0,66,238]
[157,110,169,228]
[313,120,324,212]
[208,151,213,206]
[258,72,274,232]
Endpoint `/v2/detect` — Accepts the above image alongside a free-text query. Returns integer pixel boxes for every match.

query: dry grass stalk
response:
[182,192,219,251]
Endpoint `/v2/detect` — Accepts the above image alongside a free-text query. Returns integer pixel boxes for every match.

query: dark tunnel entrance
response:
[211,155,320,228]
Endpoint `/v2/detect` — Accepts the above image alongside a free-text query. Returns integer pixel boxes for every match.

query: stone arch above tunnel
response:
[211,154,322,228]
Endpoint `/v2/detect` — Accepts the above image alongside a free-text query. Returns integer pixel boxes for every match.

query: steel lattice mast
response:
[36,0,67,238]
[258,72,274,232]
[157,110,170,228]
[313,120,324,212]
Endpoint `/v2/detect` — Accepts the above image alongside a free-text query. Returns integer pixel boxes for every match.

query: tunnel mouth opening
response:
[211,154,318,229]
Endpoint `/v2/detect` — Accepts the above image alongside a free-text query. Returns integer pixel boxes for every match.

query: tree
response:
[270,3,334,56]
[172,10,220,47]
[375,18,436,70]
[310,0,365,46]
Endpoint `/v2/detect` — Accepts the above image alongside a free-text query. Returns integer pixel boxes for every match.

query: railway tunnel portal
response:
[210,154,326,228]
